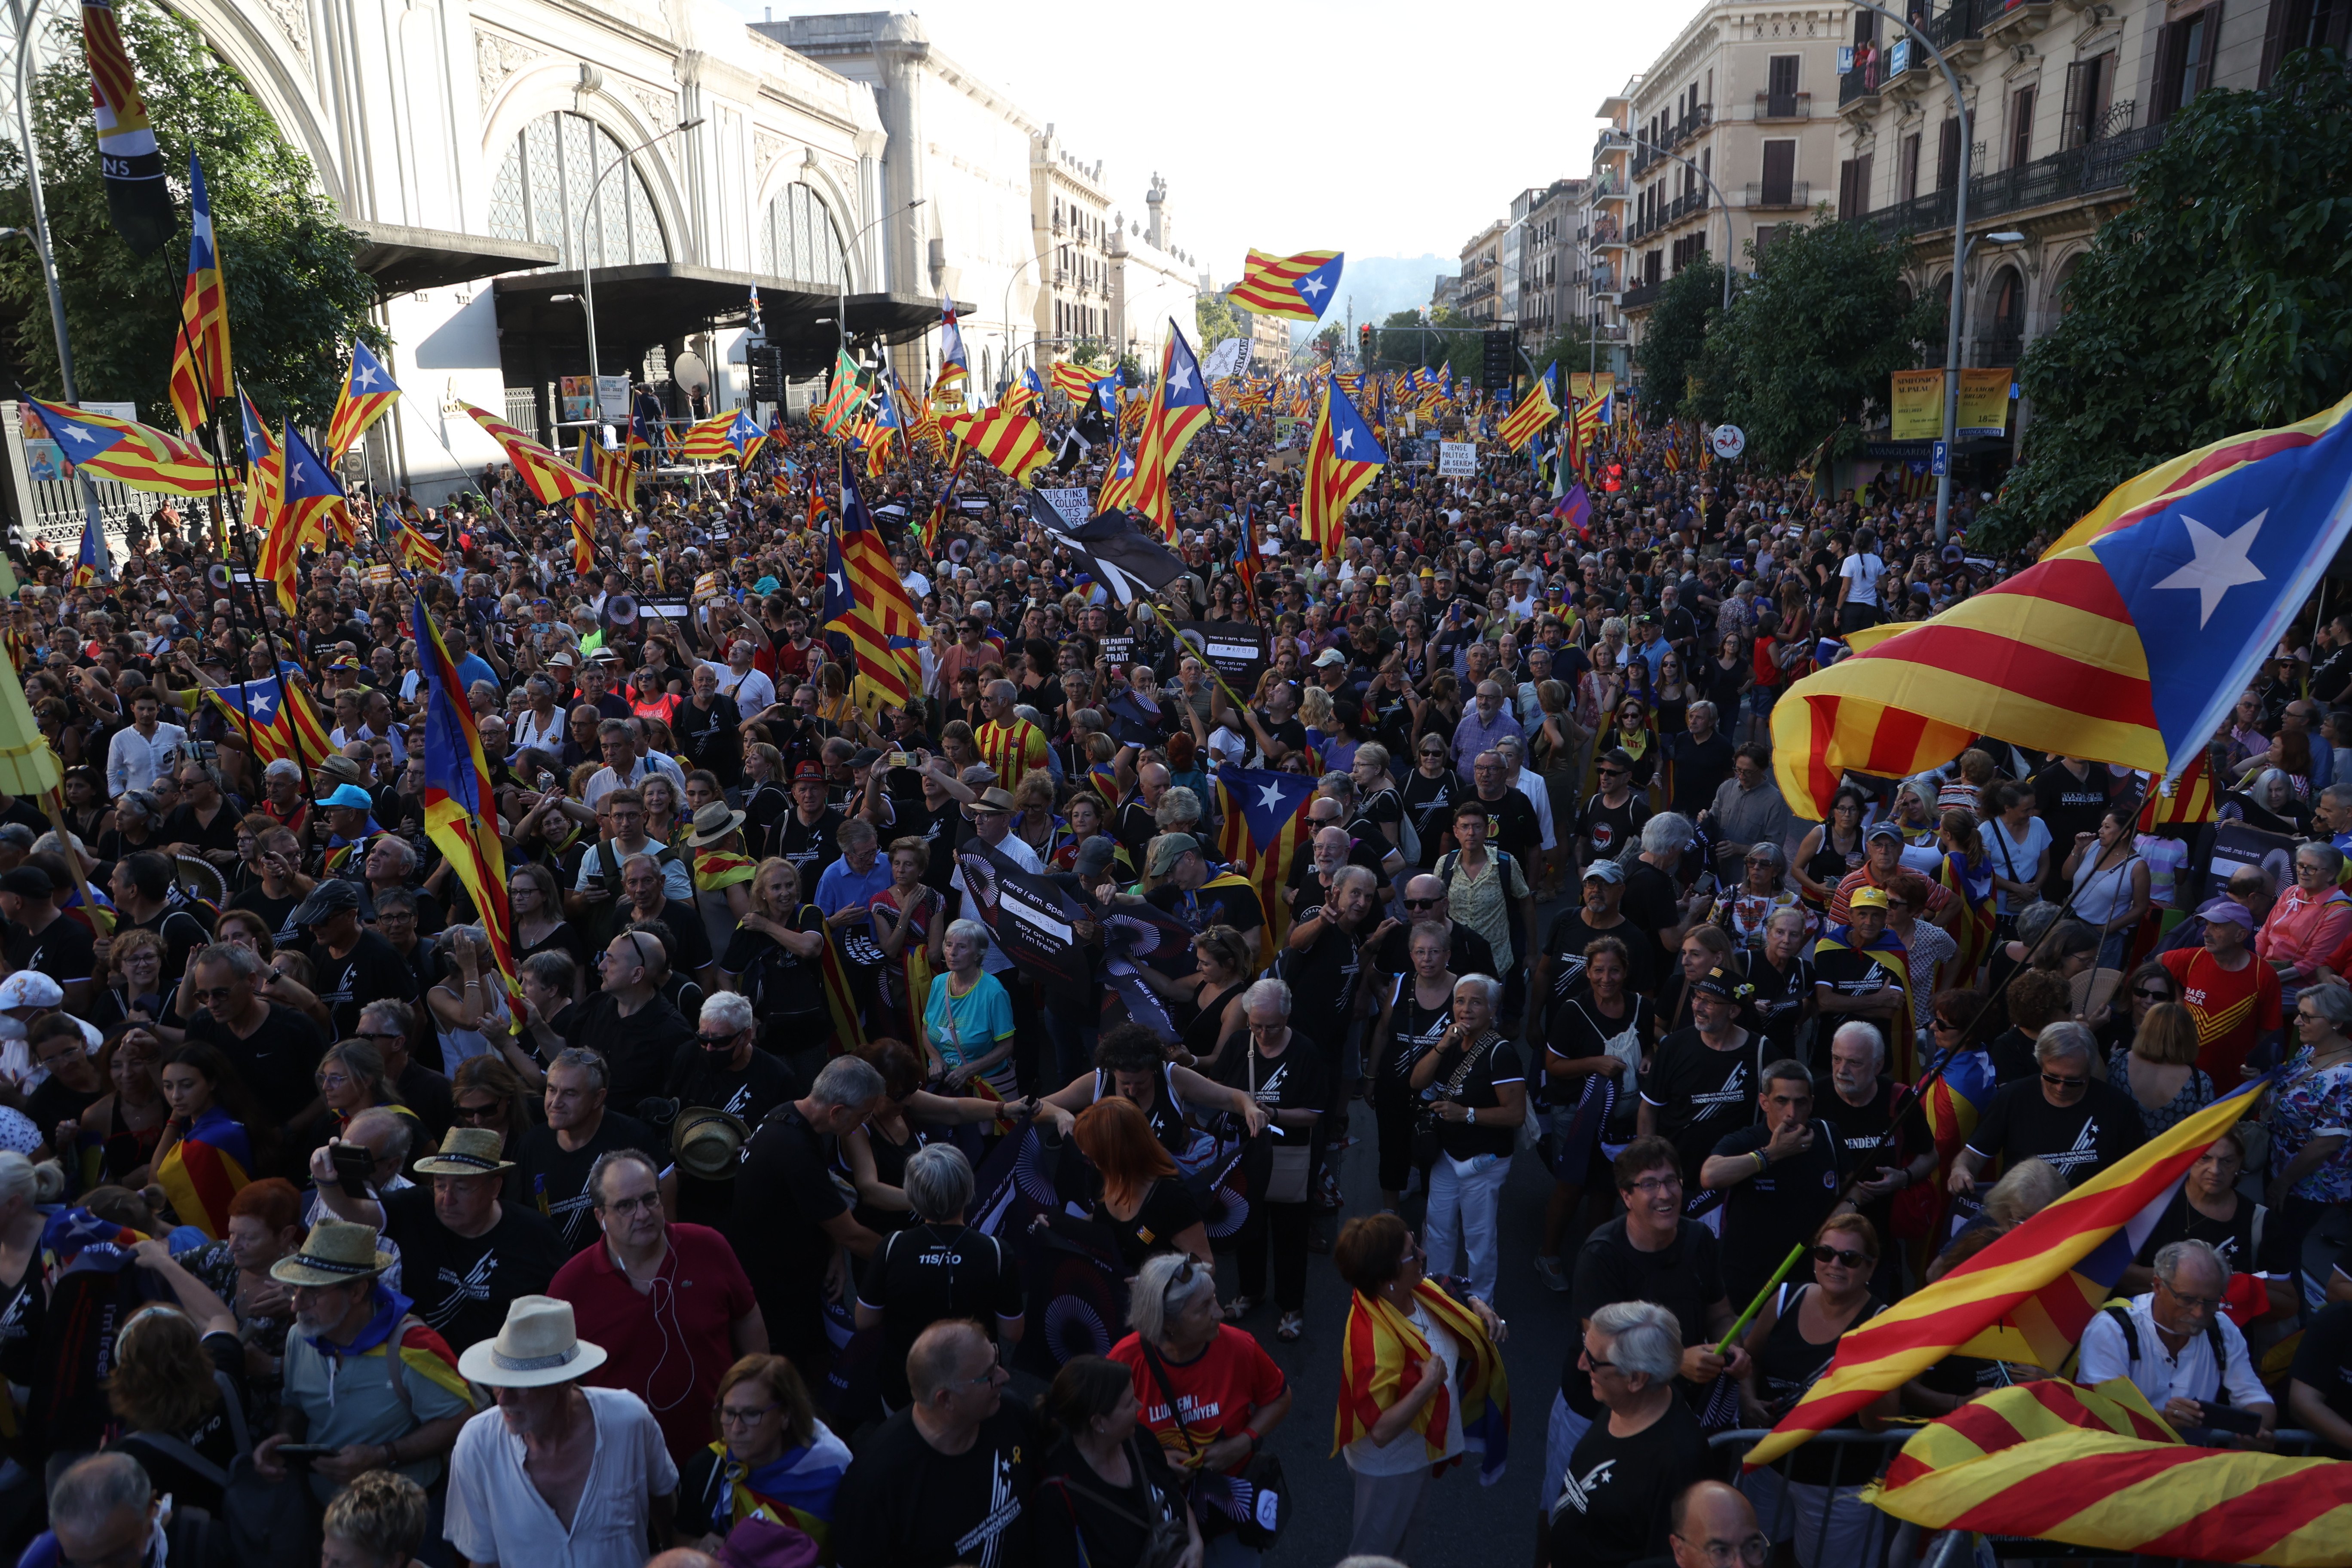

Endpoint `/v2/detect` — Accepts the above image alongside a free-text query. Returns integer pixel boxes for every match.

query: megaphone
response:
[602,594,639,631]
[206,563,233,592]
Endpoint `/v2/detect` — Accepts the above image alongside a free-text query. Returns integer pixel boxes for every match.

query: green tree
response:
[1695,214,1940,472]
[1195,292,1240,349]
[0,0,380,429]
[1977,49,2352,549]
[1368,307,1483,383]
[1632,260,1723,423]
[1314,323,1343,359]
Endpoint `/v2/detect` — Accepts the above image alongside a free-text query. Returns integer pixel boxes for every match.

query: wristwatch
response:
[1466,1107,1476,1125]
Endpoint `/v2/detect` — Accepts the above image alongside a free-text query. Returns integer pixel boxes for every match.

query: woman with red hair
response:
[1073,1097,1209,1272]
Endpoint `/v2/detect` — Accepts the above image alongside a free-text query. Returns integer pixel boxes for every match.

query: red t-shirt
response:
[1109,1325,1287,1474]
[2159,945,2282,1088]
[548,1222,757,1467]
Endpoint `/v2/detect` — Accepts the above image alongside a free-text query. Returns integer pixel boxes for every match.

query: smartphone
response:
[274,1443,338,1459]
[2194,1403,2263,1436]
[331,1143,374,1197]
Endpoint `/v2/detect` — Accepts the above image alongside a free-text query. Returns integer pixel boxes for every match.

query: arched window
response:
[2052,253,2084,317]
[760,184,846,288]
[1990,265,2024,333]
[488,111,668,269]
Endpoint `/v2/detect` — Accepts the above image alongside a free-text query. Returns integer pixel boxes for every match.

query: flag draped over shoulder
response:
[412,599,521,1004]
[1332,1279,1507,1483]
[1742,1081,2265,1470]
[166,152,230,435]
[1213,766,1314,960]
[153,1105,249,1241]
[1771,391,2352,817]
[324,340,400,462]
[1866,1378,2352,1565]
[1303,374,1387,559]
[25,398,215,496]
[1229,249,1343,322]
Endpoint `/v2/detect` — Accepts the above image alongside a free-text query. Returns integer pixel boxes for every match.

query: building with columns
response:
[1108,177,1204,373]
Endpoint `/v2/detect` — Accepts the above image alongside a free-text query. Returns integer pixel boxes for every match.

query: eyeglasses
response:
[1811,1244,1873,1268]
[696,1032,742,1048]
[1403,897,1440,910]
[1673,1532,1773,1566]
[1931,1017,1961,1032]
[2040,1072,2089,1090]
[1625,1175,1683,1194]
[190,985,236,1002]
[2158,1280,2222,1312]
[452,1100,504,1123]
[1580,1345,1618,1373]
[600,1191,662,1215]
[717,1401,781,1427]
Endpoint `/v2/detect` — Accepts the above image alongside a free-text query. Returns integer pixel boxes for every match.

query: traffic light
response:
[747,345,784,404]
[1359,323,1373,363]
[1480,328,1518,392]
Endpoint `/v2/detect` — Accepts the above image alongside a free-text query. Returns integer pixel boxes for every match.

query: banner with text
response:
[953,842,1088,986]
[1957,368,2013,439]
[1568,372,1616,407]
[1890,370,1943,441]
[1171,619,1269,691]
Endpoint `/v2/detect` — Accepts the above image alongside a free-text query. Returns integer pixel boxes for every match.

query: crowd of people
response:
[1,372,2349,1568]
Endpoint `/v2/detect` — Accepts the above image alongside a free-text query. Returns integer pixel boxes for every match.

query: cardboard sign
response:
[1437,441,1478,476]
[1098,633,1136,670]
[1171,619,1267,689]
[1034,487,1092,527]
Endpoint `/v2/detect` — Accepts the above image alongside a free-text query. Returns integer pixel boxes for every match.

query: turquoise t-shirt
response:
[924,970,1016,1093]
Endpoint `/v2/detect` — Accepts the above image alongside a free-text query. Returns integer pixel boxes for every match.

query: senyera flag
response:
[1867,1377,2352,1565]
[411,598,521,1005]
[1742,1080,2264,1471]
[1772,389,2352,818]
[1228,249,1343,322]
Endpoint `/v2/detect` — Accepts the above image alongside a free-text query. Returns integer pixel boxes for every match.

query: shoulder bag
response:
[1248,1048,1312,1205]
[1041,1439,1193,1568]
[1135,1338,1286,1548]
[1411,1032,1489,1168]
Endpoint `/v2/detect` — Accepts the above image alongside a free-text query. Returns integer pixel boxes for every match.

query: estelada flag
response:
[1498,378,1558,453]
[413,597,521,1005]
[324,339,399,463]
[24,397,216,496]
[153,1105,248,1241]
[1229,249,1343,322]
[1302,372,1387,559]
[166,152,230,435]
[1867,1377,2352,1563]
[1773,390,2352,817]
[1743,1079,2265,1470]
[1213,765,1314,963]
[463,404,612,510]
[207,677,331,770]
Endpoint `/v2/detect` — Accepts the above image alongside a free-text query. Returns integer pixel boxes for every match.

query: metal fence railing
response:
[1706,1427,2331,1568]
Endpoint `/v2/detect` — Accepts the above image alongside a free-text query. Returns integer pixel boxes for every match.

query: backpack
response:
[585,836,683,946]
[2098,1301,2228,1404]
[120,1372,318,1568]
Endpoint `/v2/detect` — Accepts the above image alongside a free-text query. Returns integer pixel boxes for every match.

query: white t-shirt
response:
[1985,813,2055,913]
[1344,1302,1466,1475]
[1840,551,1886,608]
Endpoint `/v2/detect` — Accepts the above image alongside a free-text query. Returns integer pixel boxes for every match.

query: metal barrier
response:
[1706,1426,2329,1566]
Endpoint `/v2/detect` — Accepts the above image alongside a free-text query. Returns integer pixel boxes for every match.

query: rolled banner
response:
[82,0,175,256]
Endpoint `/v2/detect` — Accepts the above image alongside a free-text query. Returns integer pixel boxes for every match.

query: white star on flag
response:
[2153,510,2267,628]
[241,686,278,723]
[828,567,847,600]
[1299,274,1329,299]
[1257,781,1287,811]
[60,423,95,446]
[351,364,381,391]
[1336,426,1357,456]
[1167,361,1196,396]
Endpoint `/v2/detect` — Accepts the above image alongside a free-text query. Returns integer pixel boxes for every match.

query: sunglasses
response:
[2133,986,2174,1002]
[2040,1072,2089,1090]
[1811,1244,1873,1268]
[696,1032,741,1048]
[452,1101,504,1122]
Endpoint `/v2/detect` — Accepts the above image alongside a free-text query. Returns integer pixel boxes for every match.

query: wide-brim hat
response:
[315,755,367,787]
[270,1218,393,1286]
[412,1125,514,1176]
[457,1295,608,1388]
[291,879,361,926]
[971,787,1016,815]
[686,802,748,847]
[672,1106,749,1180]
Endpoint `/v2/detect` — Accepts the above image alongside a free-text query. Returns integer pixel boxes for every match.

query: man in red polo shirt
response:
[1830,822,1956,930]
[2160,897,2283,1088]
[548,1146,766,1466]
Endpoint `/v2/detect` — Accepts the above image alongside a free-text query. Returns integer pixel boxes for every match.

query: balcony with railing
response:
[1669,104,1714,147]
[1744,179,1812,210]
[1982,0,2058,43]
[1620,282,1663,311]
[1838,0,1990,110]
[1755,90,1812,121]
[1855,111,2160,236]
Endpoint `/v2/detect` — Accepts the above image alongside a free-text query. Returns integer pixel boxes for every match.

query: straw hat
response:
[269,1218,394,1287]
[456,1295,608,1388]
[686,801,748,847]
[671,1107,750,1180]
[411,1126,515,1177]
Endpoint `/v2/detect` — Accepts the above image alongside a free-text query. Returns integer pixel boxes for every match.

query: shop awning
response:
[353,222,558,296]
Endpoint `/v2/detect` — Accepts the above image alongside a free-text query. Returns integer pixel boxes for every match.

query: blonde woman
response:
[720,857,834,1061]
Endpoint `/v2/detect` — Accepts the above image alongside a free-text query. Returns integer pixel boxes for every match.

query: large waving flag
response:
[1096,441,1140,512]
[1229,249,1343,322]
[166,152,230,435]
[413,598,521,1003]
[462,403,612,509]
[1213,765,1316,957]
[942,406,1052,485]
[1552,479,1594,536]
[1742,1080,2264,1470]
[1773,391,2352,816]
[1867,1378,2352,1563]
[1498,376,1558,454]
[820,460,917,712]
[25,397,216,496]
[1132,323,1213,542]
[278,423,352,548]
[324,339,400,462]
[80,0,171,255]
[1303,374,1387,558]
[1050,360,1101,402]
[237,390,281,528]
[206,676,330,770]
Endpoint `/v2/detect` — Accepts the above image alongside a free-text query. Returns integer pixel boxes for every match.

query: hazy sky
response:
[720,1,1697,279]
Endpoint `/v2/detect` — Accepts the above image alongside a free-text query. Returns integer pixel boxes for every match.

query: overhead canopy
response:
[494,262,965,376]
[353,221,558,297]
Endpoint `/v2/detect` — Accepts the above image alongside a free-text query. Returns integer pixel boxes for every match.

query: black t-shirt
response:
[2033,766,2110,891]
[1618,862,1684,972]
[1421,1032,1524,1160]
[1642,1028,1763,1183]
[856,1223,1024,1409]
[1470,787,1542,864]
[721,911,828,1023]
[1541,910,1657,1006]
[1400,769,1459,869]
[1964,1078,2148,1188]
[119,904,213,987]
[560,989,697,1112]
[160,802,242,861]
[1709,1120,1847,1307]
[1371,918,1494,981]
[832,1400,1040,1568]
[669,693,744,785]
[1032,1434,1191,1568]
[775,807,845,888]
[227,883,303,949]
[664,1042,799,1228]
[2290,1301,2352,1456]
[1214,1038,1329,1142]
[117,1330,248,1516]
[1577,790,1651,860]
[378,1185,564,1351]
[2133,1190,2287,1278]
[1091,1177,1202,1273]
[1565,1217,1727,1417]
[1669,731,1736,818]
[300,928,419,1040]
[1823,1078,1913,1239]
[729,1102,846,1359]
[4,911,95,982]
[1547,1397,1710,1568]
[1746,950,1815,1059]
[1282,906,1368,1053]
[184,1002,327,1129]
[518,1110,661,1255]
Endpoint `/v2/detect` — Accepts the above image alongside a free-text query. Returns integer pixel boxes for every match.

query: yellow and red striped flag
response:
[205,677,332,771]
[323,340,399,463]
[166,152,230,435]
[1130,325,1211,542]
[2138,753,2216,830]
[1742,1081,2264,1471]
[1867,1377,2352,1563]
[1302,372,1386,559]
[1228,249,1343,322]
[1498,382,1557,453]
[462,404,612,510]
[941,406,1052,485]
[25,397,217,496]
[1049,361,1100,402]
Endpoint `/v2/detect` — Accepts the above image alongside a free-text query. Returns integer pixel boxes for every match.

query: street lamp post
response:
[1841,0,1976,543]
[578,118,704,401]
[1599,130,1734,318]
[999,253,1042,396]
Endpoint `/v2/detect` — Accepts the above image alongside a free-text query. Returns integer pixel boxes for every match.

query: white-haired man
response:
[2077,1238,2275,1445]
